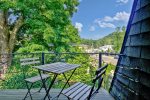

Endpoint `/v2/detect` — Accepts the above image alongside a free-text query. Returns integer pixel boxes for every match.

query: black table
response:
[32,62,80,100]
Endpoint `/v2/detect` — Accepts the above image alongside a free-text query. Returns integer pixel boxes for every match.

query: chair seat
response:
[62,82,92,100]
[62,64,108,100]
[25,74,49,83]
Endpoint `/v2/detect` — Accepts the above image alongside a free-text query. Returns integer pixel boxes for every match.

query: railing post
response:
[41,52,45,65]
[96,53,103,92]
[99,53,102,68]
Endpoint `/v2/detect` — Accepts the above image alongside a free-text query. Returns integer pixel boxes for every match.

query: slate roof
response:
[110,0,150,100]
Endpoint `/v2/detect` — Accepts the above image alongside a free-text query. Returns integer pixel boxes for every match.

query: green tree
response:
[122,26,126,32]
[0,0,80,69]
[113,26,125,53]
[113,27,121,52]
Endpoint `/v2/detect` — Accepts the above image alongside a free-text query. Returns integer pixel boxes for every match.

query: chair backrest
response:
[20,58,41,79]
[88,64,108,99]
[20,58,40,66]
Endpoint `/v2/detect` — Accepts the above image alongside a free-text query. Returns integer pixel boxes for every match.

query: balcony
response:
[0,52,117,100]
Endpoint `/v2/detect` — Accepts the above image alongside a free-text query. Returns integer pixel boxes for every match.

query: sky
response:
[72,0,134,40]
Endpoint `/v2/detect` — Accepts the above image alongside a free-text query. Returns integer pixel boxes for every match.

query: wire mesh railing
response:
[0,52,119,91]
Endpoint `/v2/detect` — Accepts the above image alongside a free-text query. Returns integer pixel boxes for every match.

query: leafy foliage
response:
[103,64,116,91]
[0,63,43,89]
[0,0,80,53]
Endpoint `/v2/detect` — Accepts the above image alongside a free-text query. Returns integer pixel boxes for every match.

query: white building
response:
[99,45,113,52]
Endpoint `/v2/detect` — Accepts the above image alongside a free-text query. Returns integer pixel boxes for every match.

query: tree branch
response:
[8,16,23,53]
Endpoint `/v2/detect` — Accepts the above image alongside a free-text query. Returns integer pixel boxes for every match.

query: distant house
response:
[78,44,89,49]
[99,45,113,52]
[93,49,99,53]
[85,49,93,53]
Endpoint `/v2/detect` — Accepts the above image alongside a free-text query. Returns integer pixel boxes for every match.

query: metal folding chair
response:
[20,58,50,100]
[61,64,108,100]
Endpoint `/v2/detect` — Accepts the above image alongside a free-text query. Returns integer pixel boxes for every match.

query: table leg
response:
[44,74,58,100]
[57,68,77,98]
[38,70,51,100]
[63,73,70,87]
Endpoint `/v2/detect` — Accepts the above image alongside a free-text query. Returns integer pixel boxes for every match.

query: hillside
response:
[81,27,126,52]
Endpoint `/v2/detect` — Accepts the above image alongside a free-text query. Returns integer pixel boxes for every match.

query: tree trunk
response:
[0,10,8,78]
[0,10,23,78]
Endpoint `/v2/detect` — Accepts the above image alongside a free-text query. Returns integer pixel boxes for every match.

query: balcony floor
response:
[0,88,113,100]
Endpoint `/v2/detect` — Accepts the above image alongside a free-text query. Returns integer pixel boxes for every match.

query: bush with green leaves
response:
[102,64,116,91]
[0,63,44,89]
[0,53,97,89]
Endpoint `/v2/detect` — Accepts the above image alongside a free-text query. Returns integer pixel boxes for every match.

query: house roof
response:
[110,0,150,99]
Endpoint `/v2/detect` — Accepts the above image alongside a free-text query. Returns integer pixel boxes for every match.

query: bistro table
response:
[32,62,80,100]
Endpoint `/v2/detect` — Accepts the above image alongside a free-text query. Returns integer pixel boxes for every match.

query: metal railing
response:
[0,52,121,91]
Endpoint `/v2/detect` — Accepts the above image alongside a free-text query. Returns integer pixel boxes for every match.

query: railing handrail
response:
[0,52,122,67]
[0,52,122,55]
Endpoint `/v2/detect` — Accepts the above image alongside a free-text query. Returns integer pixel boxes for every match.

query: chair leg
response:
[23,82,33,100]
[44,74,58,100]
[43,78,51,100]
[38,78,48,92]
[39,78,51,100]
[23,91,29,100]
[38,70,51,100]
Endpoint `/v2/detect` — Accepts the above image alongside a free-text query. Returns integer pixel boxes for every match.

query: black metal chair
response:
[20,58,50,100]
[61,64,108,100]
